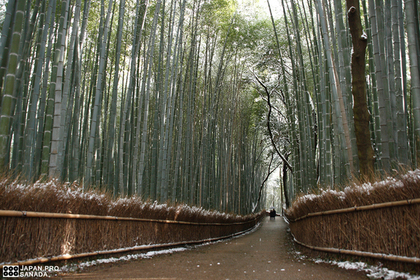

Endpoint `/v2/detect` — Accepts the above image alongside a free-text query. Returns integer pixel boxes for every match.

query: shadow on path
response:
[56,216,368,279]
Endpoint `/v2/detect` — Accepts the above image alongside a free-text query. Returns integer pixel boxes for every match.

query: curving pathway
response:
[56,216,368,279]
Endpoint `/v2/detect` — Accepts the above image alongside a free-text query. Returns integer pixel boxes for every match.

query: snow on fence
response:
[285,170,420,265]
[0,209,264,265]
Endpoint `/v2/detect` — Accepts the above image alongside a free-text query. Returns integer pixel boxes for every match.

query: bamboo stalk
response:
[293,237,420,264]
[0,210,257,226]
[289,197,420,222]
[0,223,261,268]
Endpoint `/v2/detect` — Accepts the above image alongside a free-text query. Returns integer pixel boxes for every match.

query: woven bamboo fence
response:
[287,198,420,264]
[0,210,264,265]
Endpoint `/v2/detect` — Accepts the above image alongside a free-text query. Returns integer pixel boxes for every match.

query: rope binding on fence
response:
[0,209,258,226]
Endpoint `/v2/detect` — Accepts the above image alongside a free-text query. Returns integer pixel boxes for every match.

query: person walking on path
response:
[269,208,277,219]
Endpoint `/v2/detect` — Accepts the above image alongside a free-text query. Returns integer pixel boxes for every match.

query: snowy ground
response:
[292,250,420,280]
[60,247,189,274]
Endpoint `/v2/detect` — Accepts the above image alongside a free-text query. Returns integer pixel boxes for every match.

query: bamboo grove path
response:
[55,217,368,279]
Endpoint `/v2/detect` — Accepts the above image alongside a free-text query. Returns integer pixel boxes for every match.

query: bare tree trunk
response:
[347,0,374,178]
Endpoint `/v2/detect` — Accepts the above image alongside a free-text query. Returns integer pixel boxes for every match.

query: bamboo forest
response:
[0,0,419,215]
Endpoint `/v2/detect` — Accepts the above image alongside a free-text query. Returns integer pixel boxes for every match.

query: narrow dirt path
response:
[56,217,368,279]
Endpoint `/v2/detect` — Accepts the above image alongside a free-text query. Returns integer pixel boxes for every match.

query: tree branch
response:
[253,72,293,172]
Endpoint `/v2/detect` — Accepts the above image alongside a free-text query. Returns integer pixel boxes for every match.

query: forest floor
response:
[53,216,369,279]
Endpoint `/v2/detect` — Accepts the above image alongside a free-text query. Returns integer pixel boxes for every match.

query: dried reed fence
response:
[285,169,420,265]
[0,178,264,265]
[0,209,263,265]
